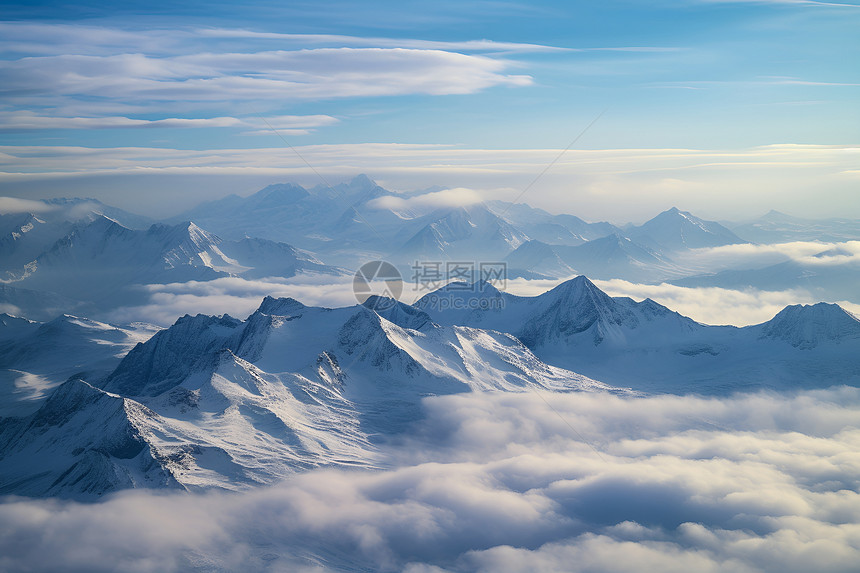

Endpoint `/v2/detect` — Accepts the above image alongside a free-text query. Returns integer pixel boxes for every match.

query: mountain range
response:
[415,276,860,393]
[2,215,344,317]
[0,295,614,498]
[504,233,687,281]
[727,210,860,243]
[672,255,860,302]
[3,177,857,325]
[1,272,858,498]
[0,198,151,274]
[1,176,858,500]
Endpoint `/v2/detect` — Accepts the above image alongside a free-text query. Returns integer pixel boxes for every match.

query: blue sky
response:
[0,0,858,220]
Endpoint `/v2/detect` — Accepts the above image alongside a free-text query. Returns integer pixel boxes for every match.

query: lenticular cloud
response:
[2,388,859,572]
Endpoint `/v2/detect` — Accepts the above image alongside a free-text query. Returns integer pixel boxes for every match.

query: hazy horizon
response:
[1,0,858,221]
[2,3,860,573]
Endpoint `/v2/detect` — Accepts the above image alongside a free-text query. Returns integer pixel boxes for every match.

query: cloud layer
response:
[0,111,339,135]
[0,48,530,108]
[368,187,485,211]
[107,275,358,326]
[676,241,860,271]
[2,388,860,572]
[0,22,536,126]
[99,272,858,328]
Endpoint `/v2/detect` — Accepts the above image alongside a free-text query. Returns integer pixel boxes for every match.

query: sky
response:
[0,0,858,221]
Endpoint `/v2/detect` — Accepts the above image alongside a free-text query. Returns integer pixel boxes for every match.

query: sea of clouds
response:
[3,387,860,572]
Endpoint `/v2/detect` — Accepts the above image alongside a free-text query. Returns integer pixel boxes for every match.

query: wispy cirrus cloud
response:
[0,21,538,120]
[193,28,574,53]
[0,22,570,57]
[0,111,338,134]
[0,21,675,58]
[0,49,531,109]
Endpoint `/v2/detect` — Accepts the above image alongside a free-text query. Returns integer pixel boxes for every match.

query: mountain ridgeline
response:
[2,175,857,321]
[0,291,615,498]
[0,176,858,500]
[1,277,858,498]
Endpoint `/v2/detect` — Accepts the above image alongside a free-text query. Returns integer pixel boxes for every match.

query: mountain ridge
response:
[415,276,859,393]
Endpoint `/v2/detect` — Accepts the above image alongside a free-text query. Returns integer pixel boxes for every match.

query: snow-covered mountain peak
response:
[145,219,219,250]
[0,376,181,498]
[1,212,45,237]
[102,313,243,397]
[347,173,376,190]
[543,275,612,305]
[399,203,530,260]
[255,296,308,317]
[37,377,121,424]
[760,209,793,222]
[587,233,642,254]
[631,207,745,251]
[634,297,680,318]
[362,296,434,331]
[78,213,128,236]
[0,312,38,341]
[336,308,425,375]
[340,173,385,200]
[759,302,860,348]
[519,276,637,347]
[648,207,713,233]
[254,182,311,205]
[310,173,384,202]
[38,314,124,336]
[507,239,558,259]
[38,216,226,269]
[474,279,502,296]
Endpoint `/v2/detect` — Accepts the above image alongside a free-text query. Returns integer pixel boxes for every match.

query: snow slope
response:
[415,276,860,393]
[0,296,619,498]
[486,200,620,243]
[628,207,747,251]
[395,204,529,261]
[0,198,153,275]
[506,234,688,282]
[11,216,232,303]
[0,315,158,417]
